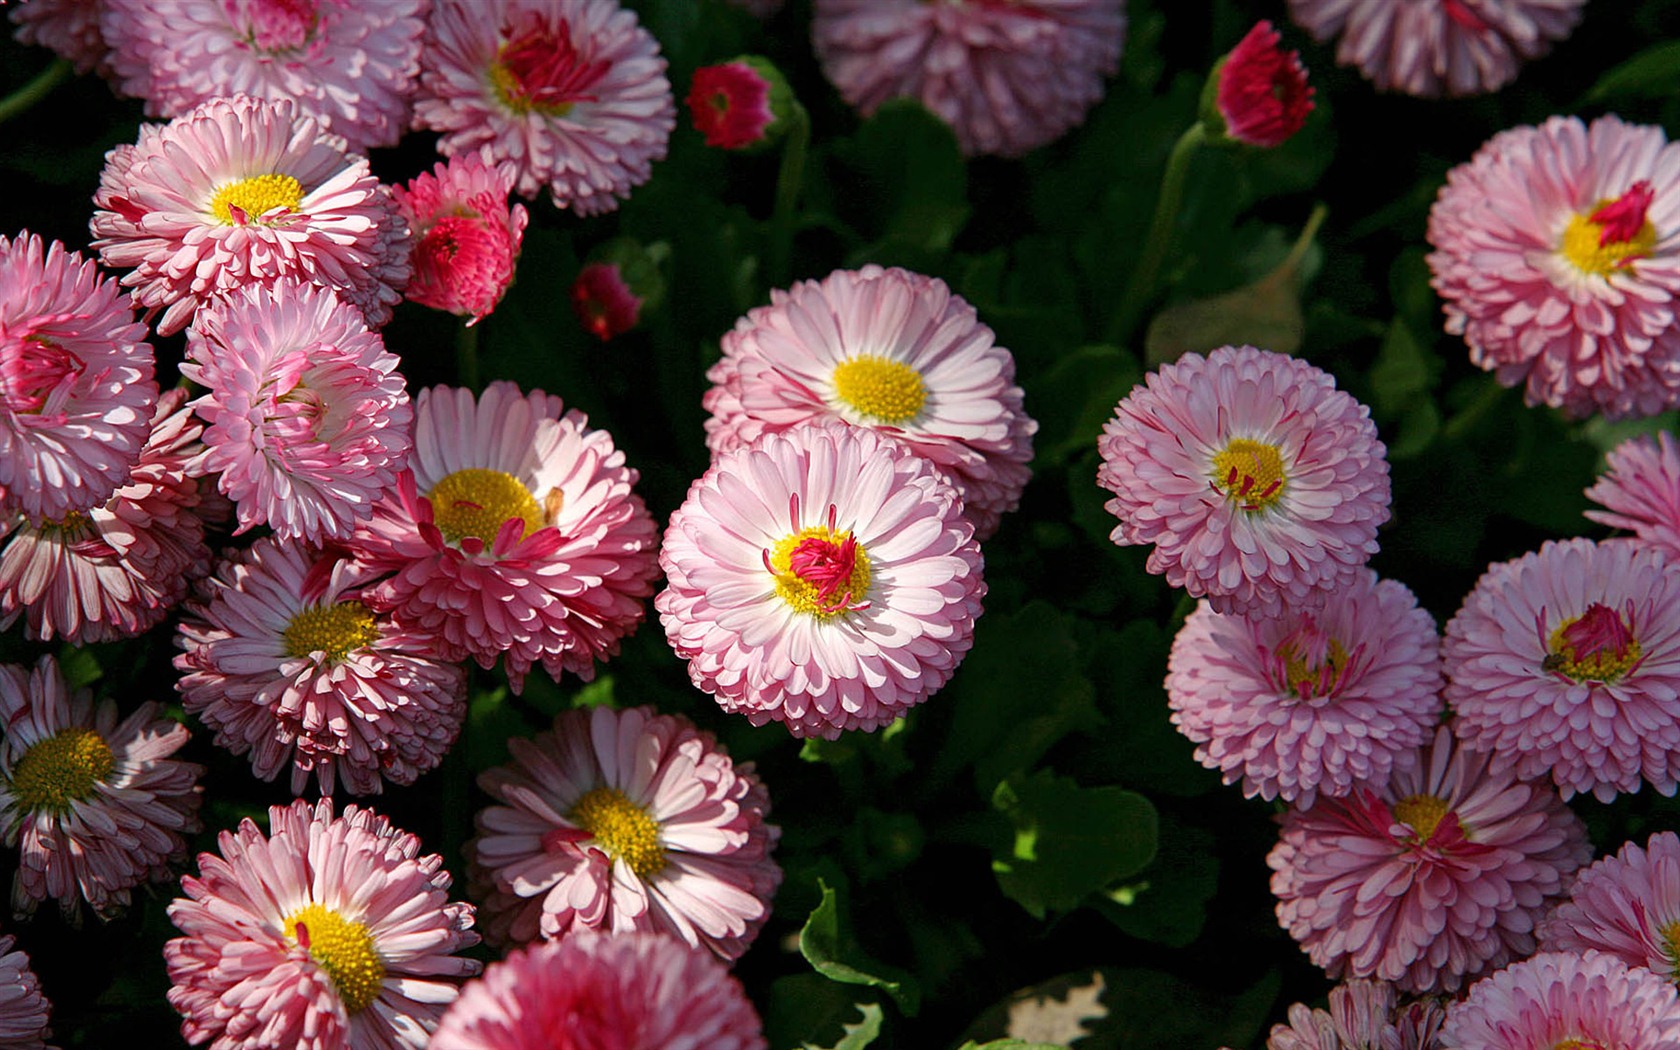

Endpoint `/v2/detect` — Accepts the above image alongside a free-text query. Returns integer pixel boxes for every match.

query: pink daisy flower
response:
[1539,830,1680,978]
[0,387,208,644]
[165,798,481,1050]
[0,654,204,921]
[687,59,779,151]
[1444,537,1680,801]
[812,0,1125,158]
[8,0,109,75]
[429,931,765,1050]
[175,536,467,797]
[1585,431,1680,561]
[658,422,986,739]
[392,154,529,326]
[1441,950,1680,1049]
[1098,345,1392,619]
[349,381,660,692]
[704,266,1036,540]
[1265,980,1446,1050]
[1167,569,1443,806]
[414,0,675,216]
[1269,726,1591,994]
[571,261,642,341]
[1211,21,1314,149]
[1285,0,1585,98]
[1427,114,1680,419]
[180,279,412,543]
[467,705,780,960]
[90,93,411,336]
[0,230,157,522]
[100,0,427,153]
[0,934,53,1050]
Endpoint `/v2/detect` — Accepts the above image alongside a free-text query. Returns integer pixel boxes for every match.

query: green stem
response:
[1107,122,1208,346]
[1281,202,1330,277]
[1442,376,1509,442]
[0,59,71,127]
[455,320,480,393]
[767,106,811,289]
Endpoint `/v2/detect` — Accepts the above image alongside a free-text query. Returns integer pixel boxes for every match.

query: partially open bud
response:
[393,154,528,326]
[1202,21,1314,149]
[571,239,667,342]
[686,56,796,151]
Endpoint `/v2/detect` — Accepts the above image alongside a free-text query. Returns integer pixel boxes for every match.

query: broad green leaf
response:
[957,1042,1064,1050]
[1094,813,1218,947]
[1032,344,1141,465]
[764,975,881,1050]
[823,100,969,257]
[803,1002,884,1050]
[990,770,1158,918]
[799,879,921,1014]
[1586,40,1680,101]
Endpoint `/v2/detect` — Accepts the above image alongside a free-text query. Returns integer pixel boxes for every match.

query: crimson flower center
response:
[1560,181,1658,277]
[1546,602,1642,683]
[1210,437,1287,510]
[767,514,873,618]
[1267,616,1351,700]
[0,336,83,414]
[1441,0,1491,32]
[490,15,609,117]
[241,0,321,53]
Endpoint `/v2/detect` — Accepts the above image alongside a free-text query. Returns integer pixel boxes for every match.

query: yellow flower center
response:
[282,601,380,661]
[831,356,927,424]
[1661,919,1680,971]
[208,173,304,225]
[427,468,546,546]
[568,786,666,878]
[1210,437,1287,510]
[1546,604,1642,684]
[1281,638,1350,699]
[11,727,114,813]
[1553,1041,1610,1050]
[283,904,384,1015]
[768,525,872,617]
[1560,212,1657,276]
[1392,793,1451,841]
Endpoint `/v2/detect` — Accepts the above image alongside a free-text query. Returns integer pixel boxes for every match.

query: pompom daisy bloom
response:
[1444,537,1680,801]
[1,230,157,521]
[349,381,660,692]
[1167,569,1443,806]
[1270,727,1591,994]
[392,154,529,326]
[175,537,467,797]
[686,58,787,151]
[90,93,411,336]
[658,422,986,739]
[180,279,412,543]
[812,0,1125,158]
[165,798,481,1050]
[0,655,204,921]
[1098,345,1391,619]
[1539,830,1680,978]
[1285,0,1585,98]
[704,266,1036,540]
[467,705,780,959]
[571,261,642,341]
[1441,950,1680,1049]
[8,0,109,75]
[1264,980,1445,1050]
[414,0,676,216]
[1209,21,1314,149]
[0,934,52,1050]
[100,0,427,152]
[429,931,765,1050]
[1584,431,1680,561]
[1427,115,1680,419]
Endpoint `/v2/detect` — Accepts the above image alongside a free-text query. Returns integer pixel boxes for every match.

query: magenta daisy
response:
[90,93,411,336]
[1539,830,1680,979]
[9,0,109,75]
[1444,537,1680,801]
[1285,0,1585,98]
[571,261,642,341]
[1441,950,1680,1049]
[1427,115,1680,419]
[704,266,1036,540]
[1167,569,1443,806]
[414,0,676,216]
[467,705,780,959]
[1585,431,1680,561]
[1211,21,1314,149]
[180,279,412,543]
[1098,345,1391,619]
[658,422,985,739]
[1265,980,1445,1050]
[165,798,480,1050]
[1,230,157,521]
[349,381,660,692]
[429,931,765,1050]
[687,59,780,151]
[1269,726,1591,994]
[0,654,204,922]
[392,154,529,326]
[0,934,52,1050]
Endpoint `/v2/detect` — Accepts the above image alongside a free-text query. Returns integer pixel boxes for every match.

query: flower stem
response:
[767,105,811,289]
[1108,121,1209,346]
[0,59,71,128]
[455,319,481,393]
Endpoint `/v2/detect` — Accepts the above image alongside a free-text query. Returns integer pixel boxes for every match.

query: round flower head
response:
[1441,950,1680,1049]
[1265,980,1446,1050]
[687,59,783,151]
[180,279,412,543]
[1209,21,1314,149]
[1427,115,1680,419]
[414,0,675,216]
[571,261,642,341]
[658,422,986,739]
[1444,537,1680,801]
[9,0,108,75]
[392,154,529,326]
[0,934,52,1050]
[1098,345,1391,619]
[175,537,467,797]
[467,705,781,959]
[1285,0,1585,98]
[165,798,481,1050]
[349,381,660,693]
[0,654,204,922]
[0,231,157,521]
[812,0,1125,158]
[100,0,427,152]
[1539,830,1680,979]
[1585,431,1680,561]
[90,93,411,336]
[429,931,765,1050]
[1167,569,1443,806]
[1270,727,1591,994]
[704,266,1036,540]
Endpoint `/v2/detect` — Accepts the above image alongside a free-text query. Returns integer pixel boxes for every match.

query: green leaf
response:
[803,1002,885,1050]
[823,99,969,258]
[799,879,921,1015]
[1094,813,1219,948]
[990,770,1158,919]
[957,1042,1065,1050]
[1586,40,1680,101]
[1032,344,1141,465]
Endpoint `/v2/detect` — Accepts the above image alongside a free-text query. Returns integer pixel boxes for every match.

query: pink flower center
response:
[231,0,322,53]
[765,500,873,618]
[1545,602,1643,684]
[490,14,609,117]
[1560,182,1658,277]
[1209,437,1287,511]
[1265,616,1352,700]
[1440,0,1491,33]
[0,336,83,414]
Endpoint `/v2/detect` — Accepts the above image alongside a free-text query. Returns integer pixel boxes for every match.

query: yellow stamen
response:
[282,601,380,661]
[1281,639,1350,698]
[10,727,114,814]
[832,356,927,424]
[428,468,545,546]
[767,526,872,618]
[283,904,384,1015]
[1210,437,1287,510]
[568,786,666,878]
[1559,211,1657,277]
[1392,794,1451,840]
[208,174,304,225]
[1547,617,1642,684]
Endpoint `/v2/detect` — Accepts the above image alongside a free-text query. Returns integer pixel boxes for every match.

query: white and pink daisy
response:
[0,933,52,1050]
[812,0,1125,158]
[90,93,410,336]
[467,705,780,959]
[392,154,528,326]
[429,931,765,1050]
[1269,726,1591,994]
[8,0,109,75]
[413,0,675,216]
[1098,345,1392,619]
[1444,537,1680,801]
[1167,569,1443,806]
[1427,114,1680,419]
[1265,980,1446,1050]
[165,798,481,1050]
[658,422,985,739]
[1585,431,1680,561]
[0,230,156,521]
[349,381,660,692]
[1539,830,1680,978]
[1441,950,1680,1049]
[180,279,411,543]
[0,654,203,922]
